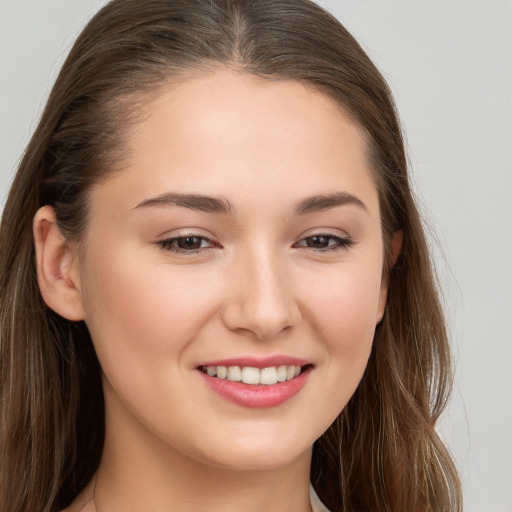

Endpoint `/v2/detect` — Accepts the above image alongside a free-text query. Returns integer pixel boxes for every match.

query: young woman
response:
[0,1,461,511]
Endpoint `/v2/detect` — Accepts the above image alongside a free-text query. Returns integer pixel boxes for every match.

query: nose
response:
[221,247,301,341]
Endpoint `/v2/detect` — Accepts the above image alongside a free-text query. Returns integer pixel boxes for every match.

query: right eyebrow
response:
[133,192,234,214]
[294,191,367,215]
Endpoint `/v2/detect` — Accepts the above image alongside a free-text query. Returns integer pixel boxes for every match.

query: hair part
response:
[0,1,461,511]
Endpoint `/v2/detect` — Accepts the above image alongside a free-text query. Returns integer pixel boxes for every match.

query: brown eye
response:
[294,233,354,252]
[305,235,331,249]
[177,236,204,250]
[158,235,216,253]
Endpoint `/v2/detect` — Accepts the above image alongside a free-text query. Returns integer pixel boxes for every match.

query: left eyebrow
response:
[133,192,234,214]
[294,192,367,215]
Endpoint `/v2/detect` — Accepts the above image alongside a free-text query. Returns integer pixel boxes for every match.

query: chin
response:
[192,431,314,472]
[207,450,310,472]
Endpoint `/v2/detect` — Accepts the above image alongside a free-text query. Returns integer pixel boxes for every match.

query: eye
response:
[157,235,217,254]
[294,233,353,252]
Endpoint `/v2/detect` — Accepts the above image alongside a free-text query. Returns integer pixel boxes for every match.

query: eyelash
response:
[157,235,219,254]
[293,233,354,252]
[157,233,354,255]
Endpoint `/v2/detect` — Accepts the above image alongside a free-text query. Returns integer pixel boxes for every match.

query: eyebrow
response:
[133,191,366,215]
[294,192,367,215]
[134,192,233,214]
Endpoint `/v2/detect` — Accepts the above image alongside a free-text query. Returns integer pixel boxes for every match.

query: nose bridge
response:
[223,241,300,339]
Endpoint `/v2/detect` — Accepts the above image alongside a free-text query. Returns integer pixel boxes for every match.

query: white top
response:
[310,485,331,512]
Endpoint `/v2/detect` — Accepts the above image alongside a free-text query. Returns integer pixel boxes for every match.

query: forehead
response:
[89,69,379,219]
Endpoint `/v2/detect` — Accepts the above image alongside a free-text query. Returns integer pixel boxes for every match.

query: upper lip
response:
[197,355,310,369]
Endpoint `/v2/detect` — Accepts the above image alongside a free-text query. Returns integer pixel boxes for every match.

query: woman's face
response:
[75,70,386,470]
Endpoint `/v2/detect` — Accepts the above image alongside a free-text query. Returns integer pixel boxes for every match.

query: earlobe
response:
[33,206,85,321]
[376,230,403,323]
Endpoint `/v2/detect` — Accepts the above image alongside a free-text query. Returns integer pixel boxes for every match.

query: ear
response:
[33,206,85,321]
[376,230,403,323]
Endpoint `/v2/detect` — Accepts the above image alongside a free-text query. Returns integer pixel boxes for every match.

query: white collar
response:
[310,484,331,512]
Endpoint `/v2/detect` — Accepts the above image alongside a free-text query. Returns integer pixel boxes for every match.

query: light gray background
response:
[1,1,511,511]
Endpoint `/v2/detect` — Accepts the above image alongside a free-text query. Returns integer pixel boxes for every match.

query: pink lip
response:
[197,364,312,409]
[198,355,310,369]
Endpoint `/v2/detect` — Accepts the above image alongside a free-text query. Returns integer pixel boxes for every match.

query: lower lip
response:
[198,367,312,408]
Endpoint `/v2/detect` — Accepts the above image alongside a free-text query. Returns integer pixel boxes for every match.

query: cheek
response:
[304,260,383,369]
[79,247,218,371]
[313,258,382,315]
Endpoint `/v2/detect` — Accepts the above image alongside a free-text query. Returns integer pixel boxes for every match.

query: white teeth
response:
[241,366,260,385]
[216,366,227,379]
[227,366,242,382]
[276,365,287,382]
[203,364,305,385]
[260,367,278,385]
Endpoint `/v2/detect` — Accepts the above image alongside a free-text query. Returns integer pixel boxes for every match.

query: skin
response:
[34,70,396,512]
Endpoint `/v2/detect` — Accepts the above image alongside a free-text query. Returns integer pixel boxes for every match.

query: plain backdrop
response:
[1,1,511,511]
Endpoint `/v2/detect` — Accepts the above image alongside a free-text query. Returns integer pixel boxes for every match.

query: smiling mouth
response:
[200,364,310,386]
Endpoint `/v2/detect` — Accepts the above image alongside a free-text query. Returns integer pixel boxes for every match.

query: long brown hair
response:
[0,1,461,511]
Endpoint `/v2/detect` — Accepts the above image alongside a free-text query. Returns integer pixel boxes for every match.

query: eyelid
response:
[156,231,221,254]
[154,228,354,255]
[293,230,355,252]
